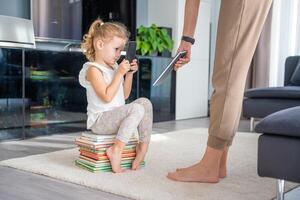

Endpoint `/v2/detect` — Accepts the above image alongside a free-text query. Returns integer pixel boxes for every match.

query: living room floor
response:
[0,118,299,200]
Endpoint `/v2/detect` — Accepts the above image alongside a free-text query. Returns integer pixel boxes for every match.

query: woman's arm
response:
[182,0,200,38]
[174,0,200,71]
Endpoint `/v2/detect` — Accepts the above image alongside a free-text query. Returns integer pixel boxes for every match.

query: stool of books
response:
[74,132,145,172]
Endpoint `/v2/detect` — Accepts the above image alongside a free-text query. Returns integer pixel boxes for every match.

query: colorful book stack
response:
[74,132,145,172]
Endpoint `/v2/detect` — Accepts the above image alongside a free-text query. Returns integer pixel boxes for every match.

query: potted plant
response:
[136,24,174,56]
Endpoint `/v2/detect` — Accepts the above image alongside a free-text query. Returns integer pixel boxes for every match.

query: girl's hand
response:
[173,41,192,71]
[128,59,138,74]
[117,59,131,76]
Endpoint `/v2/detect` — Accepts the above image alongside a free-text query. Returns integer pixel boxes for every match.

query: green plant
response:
[136,24,174,56]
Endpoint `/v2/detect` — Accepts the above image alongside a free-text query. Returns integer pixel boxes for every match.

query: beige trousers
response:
[208,0,273,149]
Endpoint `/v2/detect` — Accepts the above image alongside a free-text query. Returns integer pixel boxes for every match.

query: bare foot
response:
[167,146,223,183]
[132,142,149,170]
[219,147,228,178]
[167,162,219,183]
[176,147,229,179]
[106,140,125,173]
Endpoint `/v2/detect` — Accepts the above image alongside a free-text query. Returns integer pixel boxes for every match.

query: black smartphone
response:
[126,41,136,63]
[126,41,136,71]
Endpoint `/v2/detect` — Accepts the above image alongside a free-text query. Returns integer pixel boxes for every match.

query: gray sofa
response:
[255,106,300,200]
[243,56,300,131]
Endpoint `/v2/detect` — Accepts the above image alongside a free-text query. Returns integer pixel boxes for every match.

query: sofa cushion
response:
[255,106,300,137]
[290,62,300,85]
[243,98,300,118]
[244,86,300,99]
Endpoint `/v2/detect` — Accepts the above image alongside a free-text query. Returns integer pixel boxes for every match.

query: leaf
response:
[161,29,168,36]
[152,41,158,51]
[158,45,164,53]
[136,23,174,56]
[136,39,141,50]
[149,29,156,40]
[151,24,157,29]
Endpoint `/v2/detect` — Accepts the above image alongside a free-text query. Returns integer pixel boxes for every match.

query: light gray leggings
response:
[91,98,153,144]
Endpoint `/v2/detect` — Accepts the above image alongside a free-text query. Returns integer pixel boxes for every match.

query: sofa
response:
[243,56,300,131]
[255,106,300,200]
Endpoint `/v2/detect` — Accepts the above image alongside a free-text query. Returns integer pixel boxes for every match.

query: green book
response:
[75,159,145,172]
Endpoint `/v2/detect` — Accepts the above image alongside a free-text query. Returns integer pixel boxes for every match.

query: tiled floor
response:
[0,118,299,200]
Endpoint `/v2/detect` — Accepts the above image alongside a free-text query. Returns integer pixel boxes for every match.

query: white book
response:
[81,132,139,143]
[82,132,116,140]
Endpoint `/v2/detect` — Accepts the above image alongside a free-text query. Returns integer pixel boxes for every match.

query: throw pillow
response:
[290,62,300,85]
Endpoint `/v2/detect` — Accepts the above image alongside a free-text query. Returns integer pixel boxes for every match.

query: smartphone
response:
[126,41,136,63]
[125,41,136,72]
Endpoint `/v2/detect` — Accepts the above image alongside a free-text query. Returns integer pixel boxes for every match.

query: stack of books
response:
[74,132,145,172]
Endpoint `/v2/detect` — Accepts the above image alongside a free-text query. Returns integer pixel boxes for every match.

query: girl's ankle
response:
[112,139,125,151]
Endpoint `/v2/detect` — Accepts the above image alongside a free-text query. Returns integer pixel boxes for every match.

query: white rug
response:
[0,128,297,200]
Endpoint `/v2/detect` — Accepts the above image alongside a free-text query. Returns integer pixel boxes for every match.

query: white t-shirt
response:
[79,62,125,129]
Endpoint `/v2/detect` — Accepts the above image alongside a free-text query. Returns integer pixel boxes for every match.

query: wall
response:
[209,0,221,98]
[136,0,148,27]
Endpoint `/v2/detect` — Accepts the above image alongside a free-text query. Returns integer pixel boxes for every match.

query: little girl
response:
[79,19,153,173]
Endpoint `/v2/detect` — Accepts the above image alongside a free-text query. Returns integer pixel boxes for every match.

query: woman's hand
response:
[117,59,131,76]
[173,41,192,71]
[127,59,139,74]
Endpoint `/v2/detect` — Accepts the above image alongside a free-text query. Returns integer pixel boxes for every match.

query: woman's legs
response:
[168,0,272,182]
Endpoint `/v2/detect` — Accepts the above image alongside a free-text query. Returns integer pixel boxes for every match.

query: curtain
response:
[269,0,300,86]
[245,4,273,89]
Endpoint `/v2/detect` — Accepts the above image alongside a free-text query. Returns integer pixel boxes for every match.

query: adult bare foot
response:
[167,146,223,183]
[176,163,200,172]
[106,140,125,173]
[132,142,149,170]
[167,162,219,183]
[176,147,229,179]
[219,147,228,178]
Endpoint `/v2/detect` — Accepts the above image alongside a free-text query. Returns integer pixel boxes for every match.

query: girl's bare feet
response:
[132,142,149,170]
[167,146,223,183]
[106,140,125,173]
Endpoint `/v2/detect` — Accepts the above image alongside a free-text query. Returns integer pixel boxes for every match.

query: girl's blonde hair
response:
[81,19,130,61]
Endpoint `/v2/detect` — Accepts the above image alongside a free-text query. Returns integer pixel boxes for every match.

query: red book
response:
[80,149,136,161]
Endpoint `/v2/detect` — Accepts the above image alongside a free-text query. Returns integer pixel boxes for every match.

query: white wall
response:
[146,0,211,120]
[147,0,179,45]
[209,0,221,98]
[136,0,148,27]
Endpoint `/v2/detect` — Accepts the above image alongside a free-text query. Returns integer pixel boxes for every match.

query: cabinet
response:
[0,49,175,140]
[0,48,87,140]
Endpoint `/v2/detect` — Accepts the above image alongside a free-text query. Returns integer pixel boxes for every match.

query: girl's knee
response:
[137,97,153,110]
[130,103,145,118]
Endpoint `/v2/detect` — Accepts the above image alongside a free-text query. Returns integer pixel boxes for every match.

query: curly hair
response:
[81,19,130,62]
